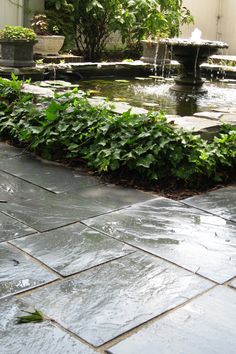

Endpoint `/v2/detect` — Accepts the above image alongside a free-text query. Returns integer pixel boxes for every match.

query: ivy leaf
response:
[17,310,44,324]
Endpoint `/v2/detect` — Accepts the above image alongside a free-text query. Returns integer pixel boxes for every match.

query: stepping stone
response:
[0,142,25,160]
[0,212,36,243]
[21,252,213,346]
[84,197,236,283]
[0,154,101,193]
[1,181,154,232]
[194,111,223,120]
[165,116,220,138]
[183,186,236,222]
[0,243,57,299]
[0,297,96,354]
[12,224,134,276]
[107,286,236,354]
[220,113,236,124]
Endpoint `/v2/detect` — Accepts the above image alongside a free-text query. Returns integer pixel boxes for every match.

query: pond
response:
[77,78,236,116]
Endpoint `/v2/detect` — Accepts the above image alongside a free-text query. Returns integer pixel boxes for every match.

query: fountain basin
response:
[140,40,170,65]
[160,38,228,93]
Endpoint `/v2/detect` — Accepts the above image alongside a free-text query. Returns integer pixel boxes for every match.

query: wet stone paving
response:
[0,141,236,354]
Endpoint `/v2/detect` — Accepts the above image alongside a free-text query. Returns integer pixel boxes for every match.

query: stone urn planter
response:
[0,39,37,67]
[34,35,65,56]
[0,25,37,67]
[141,39,170,64]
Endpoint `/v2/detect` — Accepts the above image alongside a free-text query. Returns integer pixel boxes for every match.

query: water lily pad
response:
[142,102,159,107]
[113,97,128,102]
[39,80,74,88]
[87,90,101,95]
[115,80,130,83]
[135,77,152,81]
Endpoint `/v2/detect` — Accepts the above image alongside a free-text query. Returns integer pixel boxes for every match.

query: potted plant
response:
[31,14,65,56]
[0,25,37,67]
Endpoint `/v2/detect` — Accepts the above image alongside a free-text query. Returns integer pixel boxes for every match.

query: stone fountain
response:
[160,29,228,93]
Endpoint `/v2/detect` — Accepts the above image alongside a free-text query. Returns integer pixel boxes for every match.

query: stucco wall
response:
[0,0,44,28]
[0,0,24,28]
[220,0,236,54]
[181,0,236,54]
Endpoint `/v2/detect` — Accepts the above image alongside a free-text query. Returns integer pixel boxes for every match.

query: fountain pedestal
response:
[160,38,228,93]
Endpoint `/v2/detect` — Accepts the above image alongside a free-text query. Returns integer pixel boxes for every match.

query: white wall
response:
[220,0,236,54]
[181,0,219,40]
[0,0,24,28]
[181,0,236,54]
[0,0,44,28]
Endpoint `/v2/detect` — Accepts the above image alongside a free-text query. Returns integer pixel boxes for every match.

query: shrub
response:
[44,0,193,60]
[0,25,36,41]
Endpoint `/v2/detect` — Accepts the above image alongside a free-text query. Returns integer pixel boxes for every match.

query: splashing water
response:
[191,28,202,42]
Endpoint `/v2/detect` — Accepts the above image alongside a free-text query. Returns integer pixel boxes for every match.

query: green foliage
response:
[0,77,235,186]
[0,25,36,41]
[17,310,44,324]
[0,74,24,115]
[44,0,193,60]
[45,0,75,50]
[72,0,193,59]
[118,0,194,48]
[31,14,50,35]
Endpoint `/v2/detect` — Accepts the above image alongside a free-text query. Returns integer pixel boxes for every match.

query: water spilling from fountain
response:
[160,29,228,93]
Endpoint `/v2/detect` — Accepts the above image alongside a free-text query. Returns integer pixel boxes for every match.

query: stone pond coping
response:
[1,55,236,78]
[21,83,236,139]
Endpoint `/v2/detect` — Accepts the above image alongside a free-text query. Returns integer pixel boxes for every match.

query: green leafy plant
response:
[0,25,36,41]
[31,14,60,35]
[17,310,44,324]
[43,0,193,60]
[31,14,50,35]
[45,0,75,50]
[0,77,235,188]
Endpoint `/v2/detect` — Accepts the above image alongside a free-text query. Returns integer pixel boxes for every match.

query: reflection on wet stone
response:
[230,278,236,289]
[0,142,25,160]
[0,154,101,193]
[107,286,236,354]
[21,252,213,346]
[12,223,134,276]
[85,197,236,283]
[0,243,57,299]
[0,297,97,354]
[0,179,155,231]
[183,186,236,222]
[0,212,36,242]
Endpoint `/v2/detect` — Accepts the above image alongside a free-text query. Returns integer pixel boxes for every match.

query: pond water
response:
[78,78,236,116]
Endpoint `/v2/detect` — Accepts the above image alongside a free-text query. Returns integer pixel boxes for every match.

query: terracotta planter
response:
[34,35,65,56]
[0,39,36,67]
[141,40,170,64]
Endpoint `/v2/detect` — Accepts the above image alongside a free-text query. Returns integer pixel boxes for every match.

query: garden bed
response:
[0,75,235,197]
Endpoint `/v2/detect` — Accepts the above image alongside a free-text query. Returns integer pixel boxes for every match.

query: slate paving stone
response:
[0,297,97,354]
[0,243,57,299]
[106,286,236,354]
[183,186,236,222]
[84,197,236,283]
[0,181,155,232]
[0,211,36,243]
[21,252,213,346]
[12,223,134,276]
[0,170,47,203]
[0,142,25,160]
[0,154,101,193]
[229,278,236,289]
